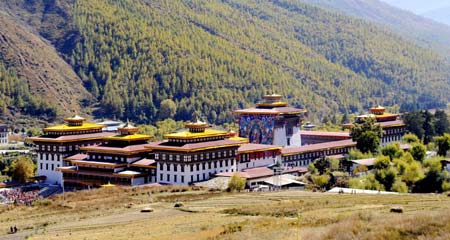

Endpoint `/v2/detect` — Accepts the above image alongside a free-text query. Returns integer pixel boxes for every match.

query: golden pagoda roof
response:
[64,115,86,122]
[256,101,289,108]
[118,121,139,134]
[106,134,151,142]
[371,105,385,110]
[263,94,282,100]
[165,129,229,140]
[44,122,105,132]
[185,120,208,129]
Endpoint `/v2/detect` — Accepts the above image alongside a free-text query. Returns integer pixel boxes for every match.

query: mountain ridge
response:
[300,0,450,59]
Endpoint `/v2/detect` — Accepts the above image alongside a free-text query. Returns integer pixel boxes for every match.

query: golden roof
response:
[106,134,151,142]
[256,101,289,108]
[44,122,105,132]
[229,136,249,143]
[165,129,229,140]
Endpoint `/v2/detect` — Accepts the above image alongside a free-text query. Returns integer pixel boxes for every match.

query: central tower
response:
[234,94,306,147]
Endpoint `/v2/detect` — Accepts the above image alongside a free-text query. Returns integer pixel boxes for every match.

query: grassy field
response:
[1,186,450,240]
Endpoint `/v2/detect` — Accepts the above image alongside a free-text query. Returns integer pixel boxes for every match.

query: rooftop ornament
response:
[118,120,139,135]
[257,94,288,108]
[185,120,209,133]
[370,106,386,115]
[64,115,86,126]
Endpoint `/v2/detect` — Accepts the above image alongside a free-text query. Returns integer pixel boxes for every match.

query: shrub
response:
[392,179,408,193]
[313,174,330,190]
[442,181,450,192]
[228,174,246,192]
[402,133,420,144]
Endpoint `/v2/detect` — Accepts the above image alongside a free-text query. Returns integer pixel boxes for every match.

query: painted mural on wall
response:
[239,115,275,144]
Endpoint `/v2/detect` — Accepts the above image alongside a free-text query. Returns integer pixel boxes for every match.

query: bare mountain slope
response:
[0,11,92,118]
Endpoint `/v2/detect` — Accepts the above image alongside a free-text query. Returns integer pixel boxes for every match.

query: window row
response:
[155,150,237,161]
[159,159,235,172]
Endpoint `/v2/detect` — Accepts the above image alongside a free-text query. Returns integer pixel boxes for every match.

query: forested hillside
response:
[301,0,450,59]
[1,0,450,126]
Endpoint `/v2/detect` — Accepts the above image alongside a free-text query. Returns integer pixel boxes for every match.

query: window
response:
[160,174,163,181]
[167,174,170,182]
[174,175,177,183]
[46,163,48,170]
[40,163,43,170]
[287,138,291,146]
[160,164,163,171]
[286,127,293,135]
[181,176,184,183]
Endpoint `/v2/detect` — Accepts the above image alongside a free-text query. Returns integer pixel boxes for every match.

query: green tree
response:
[409,143,427,162]
[312,157,330,175]
[159,99,177,120]
[434,134,450,156]
[10,156,35,183]
[350,117,383,154]
[228,174,246,192]
[347,149,373,160]
[414,157,445,193]
[423,110,435,144]
[374,155,391,170]
[401,160,424,186]
[312,174,330,190]
[349,173,383,190]
[392,179,408,193]
[375,167,397,191]
[402,133,420,144]
[403,111,425,140]
[434,110,450,135]
[381,143,403,161]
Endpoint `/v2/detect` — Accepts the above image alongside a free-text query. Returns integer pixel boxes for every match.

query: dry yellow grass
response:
[1,187,450,240]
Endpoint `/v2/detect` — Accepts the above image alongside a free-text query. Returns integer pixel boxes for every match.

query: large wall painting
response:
[239,115,275,144]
